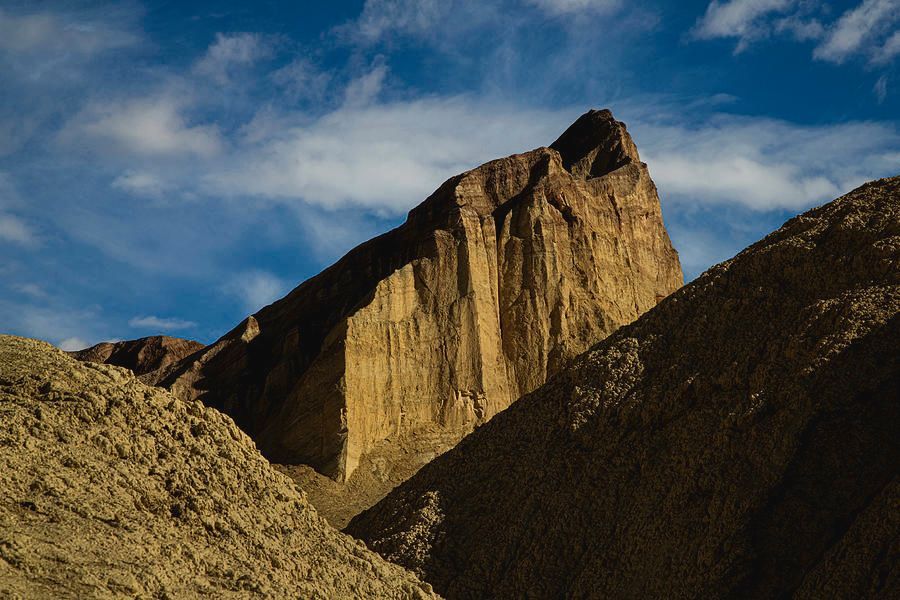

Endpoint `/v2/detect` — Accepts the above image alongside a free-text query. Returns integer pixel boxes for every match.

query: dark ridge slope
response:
[348,176,900,599]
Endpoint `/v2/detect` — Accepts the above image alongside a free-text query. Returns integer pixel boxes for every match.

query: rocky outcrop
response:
[69,335,204,376]
[157,109,683,481]
[348,177,900,598]
[0,336,435,599]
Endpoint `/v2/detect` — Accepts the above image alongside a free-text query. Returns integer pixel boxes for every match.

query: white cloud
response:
[525,0,622,15]
[0,6,138,60]
[12,283,47,299]
[814,0,900,64]
[128,315,197,330]
[874,30,900,64]
[57,337,89,351]
[343,60,389,107]
[201,97,565,213]
[0,213,38,246]
[774,14,824,41]
[224,271,289,312]
[111,171,171,198]
[636,114,900,210]
[63,96,222,158]
[874,75,889,103]
[693,0,798,51]
[270,58,332,103]
[194,32,273,85]
[340,0,450,43]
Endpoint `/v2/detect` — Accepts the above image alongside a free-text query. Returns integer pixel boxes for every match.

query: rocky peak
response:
[155,108,683,488]
[549,108,640,179]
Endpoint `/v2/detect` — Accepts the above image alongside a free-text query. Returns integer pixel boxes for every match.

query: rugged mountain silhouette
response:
[69,336,204,377]
[0,336,436,599]
[154,109,683,487]
[348,177,900,599]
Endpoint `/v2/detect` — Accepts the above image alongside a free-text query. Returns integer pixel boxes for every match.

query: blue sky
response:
[1,0,898,349]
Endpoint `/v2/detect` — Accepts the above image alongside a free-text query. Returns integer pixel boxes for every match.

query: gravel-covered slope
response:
[348,176,900,599]
[0,336,437,599]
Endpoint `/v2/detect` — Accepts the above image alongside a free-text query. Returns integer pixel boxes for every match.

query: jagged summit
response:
[153,109,683,493]
[550,108,640,179]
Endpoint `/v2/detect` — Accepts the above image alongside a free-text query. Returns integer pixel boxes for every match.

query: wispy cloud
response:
[128,315,197,331]
[11,283,47,299]
[525,0,622,16]
[874,75,889,103]
[0,214,38,246]
[0,173,39,247]
[61,96,222,158]
[637,114,900,211]
[691,0,900,63]
[692,0,801,52]
[0,5,139,63]
[111,171,172,198]
[814,0,900,64]
[193,32,273,85]
[224,271,289,313]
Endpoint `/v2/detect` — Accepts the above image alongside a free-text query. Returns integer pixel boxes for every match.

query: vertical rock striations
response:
[156,109,683,481]
[348,176,900,599]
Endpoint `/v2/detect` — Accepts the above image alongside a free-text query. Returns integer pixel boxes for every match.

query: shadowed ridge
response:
[348,176,900,599]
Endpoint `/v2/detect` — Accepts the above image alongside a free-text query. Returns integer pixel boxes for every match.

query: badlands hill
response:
[69,336,204,377]
[349,177,900,598]
[152,108,682,494]
[0,336,436,599]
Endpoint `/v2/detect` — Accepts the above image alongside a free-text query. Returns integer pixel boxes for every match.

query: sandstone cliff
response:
[69,335,204,377]
[348,177,900,598]
[0,335,436,599]
[155,109,682,482]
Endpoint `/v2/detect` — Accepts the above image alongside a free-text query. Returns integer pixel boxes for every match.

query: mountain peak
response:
[550,108,640,179]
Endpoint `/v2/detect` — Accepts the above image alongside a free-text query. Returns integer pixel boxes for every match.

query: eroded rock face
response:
[69,335,204,376]
[0,336,435,599]
[157,109,683,481]
[348,177,900,599]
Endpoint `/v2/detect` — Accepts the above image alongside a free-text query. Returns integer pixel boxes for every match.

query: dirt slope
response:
[348,176,900,599]
[0,336,437,599]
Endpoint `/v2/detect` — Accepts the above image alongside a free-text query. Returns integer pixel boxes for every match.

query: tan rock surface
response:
[156,109,683,483]
[0,335,437,599]
[348,177,900,598]
[69,335,204,377]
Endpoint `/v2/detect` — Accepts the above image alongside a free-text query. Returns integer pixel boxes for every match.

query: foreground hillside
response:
[349,176,900,598]
[0,336,436,599]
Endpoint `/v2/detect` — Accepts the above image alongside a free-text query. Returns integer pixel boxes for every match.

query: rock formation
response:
[155,109,683,484]
[0,335,435,599]
[69,335,204,377]
[348,177,900,598]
